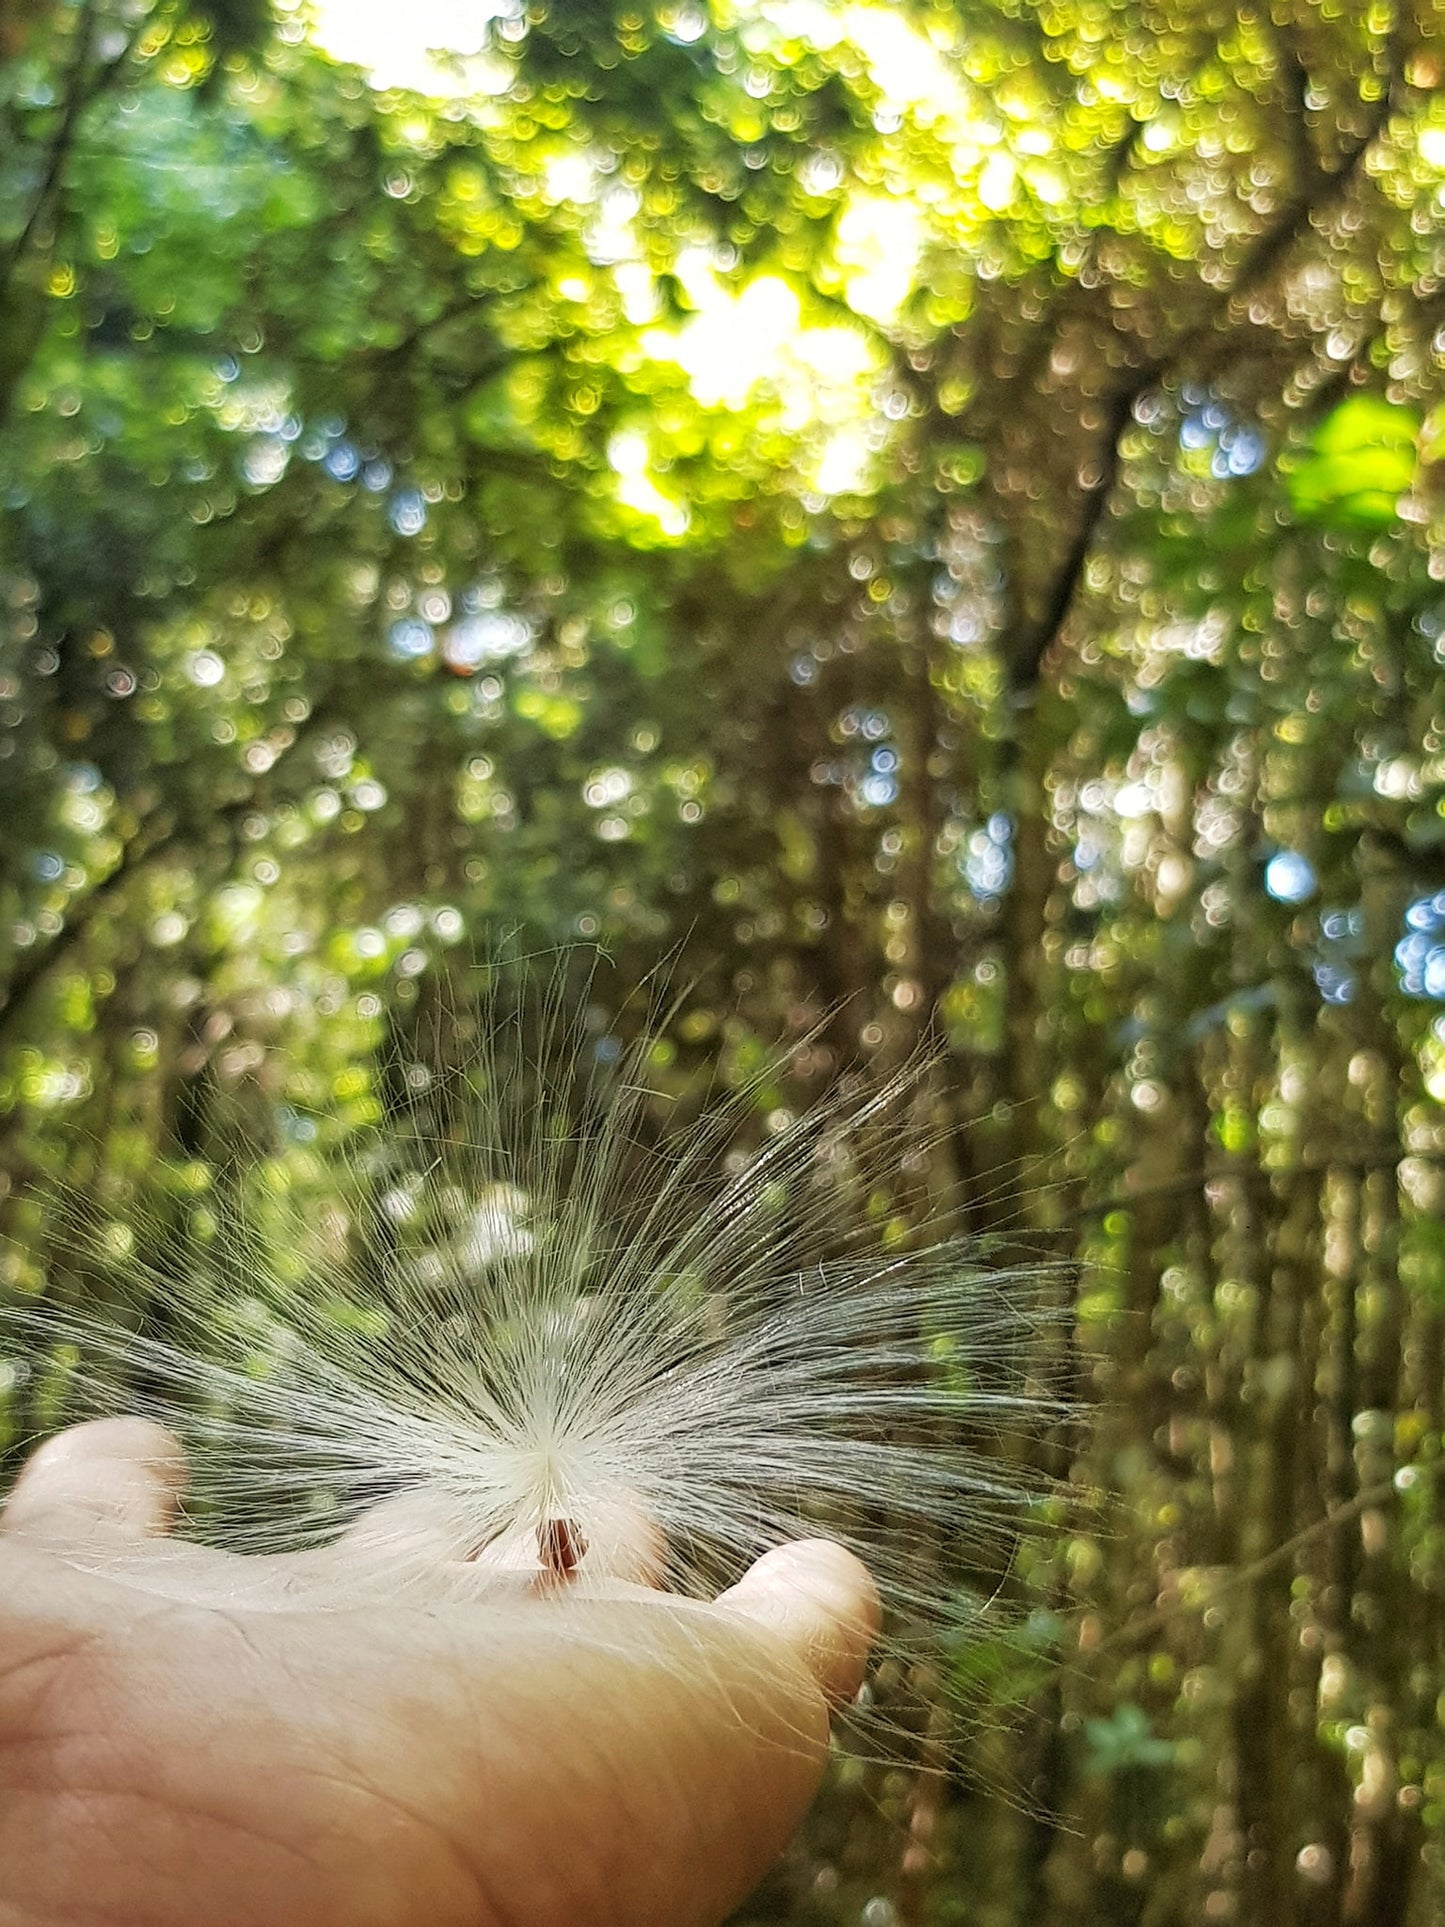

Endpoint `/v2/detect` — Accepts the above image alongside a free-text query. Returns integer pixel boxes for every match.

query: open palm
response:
[0,1420,877,1927]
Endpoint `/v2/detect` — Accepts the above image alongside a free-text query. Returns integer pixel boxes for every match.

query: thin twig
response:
[1103,1467,1424,1657]
[1071,1147,1438,1222]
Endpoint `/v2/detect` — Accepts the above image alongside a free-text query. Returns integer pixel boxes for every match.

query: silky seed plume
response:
[1,979,1076,1727]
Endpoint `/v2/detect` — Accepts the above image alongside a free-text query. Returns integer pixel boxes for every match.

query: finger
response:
[252,1489,494,1606]
[1,1418,187,1549]
[335,1488,475,1564]
[717,1539,881,1707]
[563,1498,666,1588]
[312,1490,668,1605]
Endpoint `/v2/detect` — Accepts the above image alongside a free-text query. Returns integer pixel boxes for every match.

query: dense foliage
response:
[5,1,1445,1922]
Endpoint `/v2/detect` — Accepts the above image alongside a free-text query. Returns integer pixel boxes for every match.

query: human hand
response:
[0,1419,878,1927]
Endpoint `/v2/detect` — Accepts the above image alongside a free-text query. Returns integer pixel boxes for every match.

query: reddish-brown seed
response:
[539,1515,587,1579]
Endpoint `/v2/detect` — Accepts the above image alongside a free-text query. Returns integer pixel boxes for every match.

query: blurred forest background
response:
[4,0,1445,1921]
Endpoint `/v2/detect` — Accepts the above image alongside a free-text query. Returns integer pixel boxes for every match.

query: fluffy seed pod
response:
[1,978,1077,1751]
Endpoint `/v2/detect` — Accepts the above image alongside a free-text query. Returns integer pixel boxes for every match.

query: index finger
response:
[0,1418,187,1551]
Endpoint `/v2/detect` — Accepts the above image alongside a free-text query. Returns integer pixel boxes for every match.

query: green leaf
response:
[1286,396,1420,529]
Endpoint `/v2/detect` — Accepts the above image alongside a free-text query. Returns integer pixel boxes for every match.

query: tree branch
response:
[1004,3,1409,694]
[1004,366,1157,692]
[0,1,138,297]
[0,814,179,1058]
[0,672,388,1061]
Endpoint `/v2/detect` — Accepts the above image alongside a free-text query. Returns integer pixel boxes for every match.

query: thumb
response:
[717,1539,880,1707]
